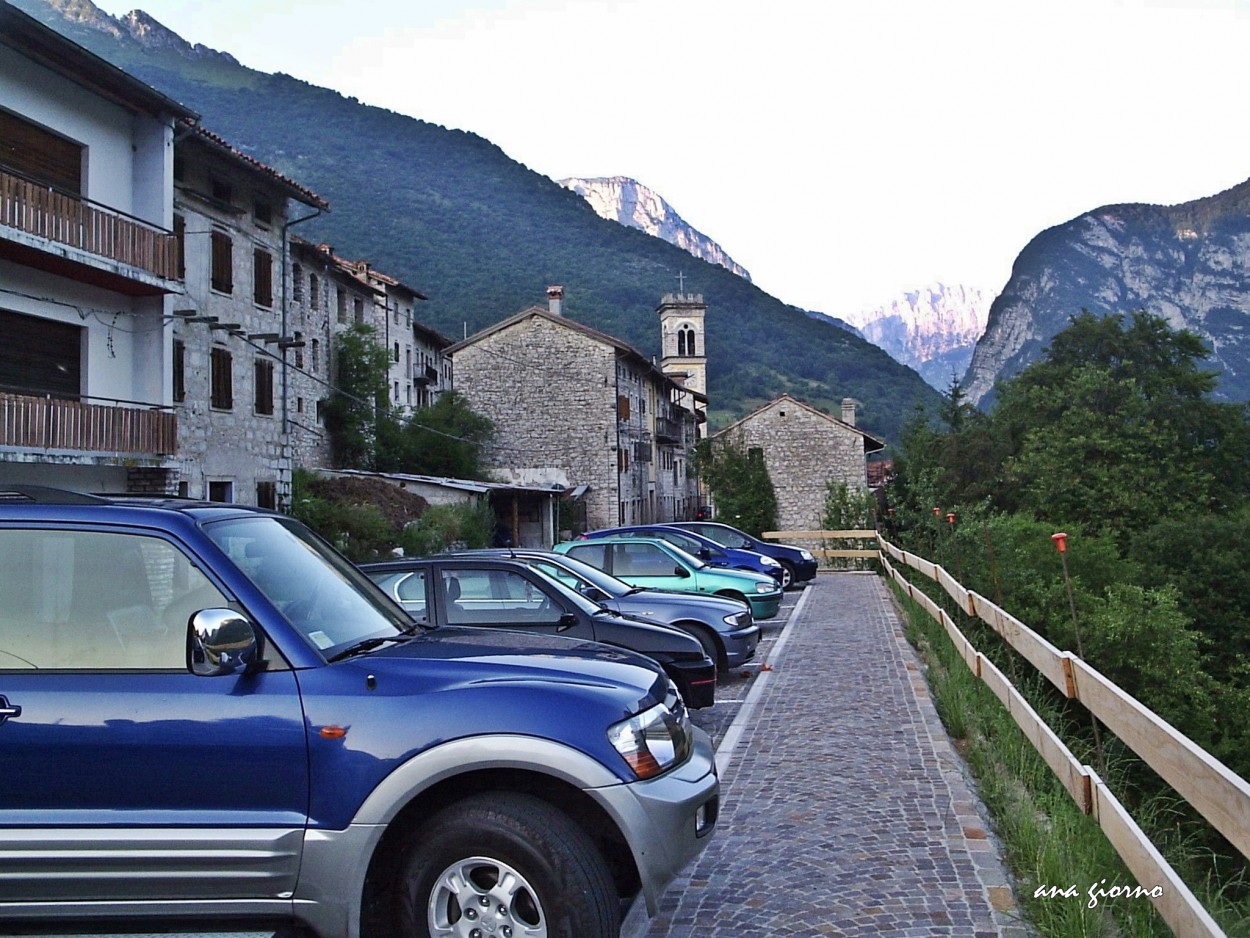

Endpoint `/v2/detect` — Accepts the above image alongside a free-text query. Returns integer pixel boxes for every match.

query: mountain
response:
[558,176,752,282]
[837,284,989,392]
[13,0,944,444]
[964,180,1250,405]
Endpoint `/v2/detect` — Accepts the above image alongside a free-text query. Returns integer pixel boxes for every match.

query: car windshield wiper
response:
[624,586,649,596]
[327,634,411,662]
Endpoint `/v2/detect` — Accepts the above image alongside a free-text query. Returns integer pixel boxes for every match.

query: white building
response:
[0,3,199,492]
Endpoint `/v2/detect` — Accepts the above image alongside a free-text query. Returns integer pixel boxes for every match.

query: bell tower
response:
[658,281,707,433]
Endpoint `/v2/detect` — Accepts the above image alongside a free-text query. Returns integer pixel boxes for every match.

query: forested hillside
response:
[17,0,942,443]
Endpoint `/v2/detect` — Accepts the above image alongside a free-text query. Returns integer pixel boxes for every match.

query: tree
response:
[322,325,391,469]
[693,434,777,537]
[376,391,496,480]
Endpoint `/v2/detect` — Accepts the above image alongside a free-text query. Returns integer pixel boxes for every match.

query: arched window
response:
[678,324,697,357]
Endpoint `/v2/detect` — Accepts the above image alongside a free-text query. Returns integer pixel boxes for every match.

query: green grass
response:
[893,581,1209,938]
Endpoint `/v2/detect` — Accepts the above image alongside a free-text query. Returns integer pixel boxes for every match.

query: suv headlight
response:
[754,582,774,594]
[800,550,814,561]
[761,556,780,567]
[608,702,692,779]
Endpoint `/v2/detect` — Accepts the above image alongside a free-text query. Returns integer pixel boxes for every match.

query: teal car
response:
[555,535,783,620]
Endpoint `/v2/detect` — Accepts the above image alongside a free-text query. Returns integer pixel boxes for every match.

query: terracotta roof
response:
[181,121,329,210]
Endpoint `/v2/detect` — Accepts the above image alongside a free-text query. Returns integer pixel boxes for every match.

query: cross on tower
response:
[675,271,686,294]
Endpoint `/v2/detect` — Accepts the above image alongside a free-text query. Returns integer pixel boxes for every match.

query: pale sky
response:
[91,0,1250,318]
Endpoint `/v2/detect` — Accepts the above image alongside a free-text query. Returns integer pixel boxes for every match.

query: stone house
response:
[170,124,329,507]
[447,287,704,534]
[286,239,449,471]
[0,4,193,493]
[710,394,886,533]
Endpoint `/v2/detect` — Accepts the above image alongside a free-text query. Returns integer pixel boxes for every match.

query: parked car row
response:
[0,488,720,936]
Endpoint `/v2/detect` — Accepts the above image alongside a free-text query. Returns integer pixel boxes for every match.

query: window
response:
[292,264,304,302]
[210,346,233,410]
[208,481,233,503]
[294,332,304,370]
[0,109,83,194]
[354,297,364,325]
[611,543,675,577]
[310,274,320,308]
[254,200,272,227]
[172,339,185,403]
[256,481,277,510]
[393,342,400,363]
[211,230,233,294]
[312,338,320,374]
[211,179,233,205]
[336,288,347,324]
[441,569,559,627]
[254,358,274,415]
[0,308,80,398]
[173,214,185,280]
[253,248,273,307]
[678,324,697,357]
[0,528,228,670]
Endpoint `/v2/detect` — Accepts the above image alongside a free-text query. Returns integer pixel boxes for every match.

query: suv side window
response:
[565,543,606,570]
[0,528,228,670]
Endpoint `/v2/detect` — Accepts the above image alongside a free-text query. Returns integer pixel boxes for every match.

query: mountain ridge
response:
[12,0,944,444]
[558,176,753,282]
[964,177,1250,405]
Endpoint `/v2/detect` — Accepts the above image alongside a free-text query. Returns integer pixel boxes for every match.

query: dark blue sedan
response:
[672,521,818,589]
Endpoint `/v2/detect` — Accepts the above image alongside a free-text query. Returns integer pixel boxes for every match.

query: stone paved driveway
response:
[639,572,1032,938]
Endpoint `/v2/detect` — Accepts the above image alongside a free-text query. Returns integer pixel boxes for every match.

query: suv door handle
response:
[0,695,22,726]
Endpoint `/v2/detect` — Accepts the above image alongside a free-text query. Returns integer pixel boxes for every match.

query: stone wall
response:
[453,314,622,532]
[723,398,868,533]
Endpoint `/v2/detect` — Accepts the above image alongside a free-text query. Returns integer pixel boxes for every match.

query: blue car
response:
[673,521,818,589]
[0,486,718,934]
[580,524,786,585]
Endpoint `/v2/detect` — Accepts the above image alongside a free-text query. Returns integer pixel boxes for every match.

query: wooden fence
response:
[765,528,1250,938]
[0,391,177,456]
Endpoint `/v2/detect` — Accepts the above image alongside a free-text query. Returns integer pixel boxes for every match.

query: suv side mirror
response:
[187,608,259,677]
[557,612,579,632]
[674,566,691,579]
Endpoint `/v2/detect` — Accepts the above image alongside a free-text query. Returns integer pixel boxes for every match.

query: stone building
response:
[710,394,885,533]
[447,287,703,534]
[169,125,329,507]
[286,239,449,471]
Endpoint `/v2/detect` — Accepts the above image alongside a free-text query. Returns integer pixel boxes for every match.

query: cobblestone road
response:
[638,572,1031,938]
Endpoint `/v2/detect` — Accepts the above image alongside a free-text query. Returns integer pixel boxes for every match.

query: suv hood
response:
[357,625,668,708]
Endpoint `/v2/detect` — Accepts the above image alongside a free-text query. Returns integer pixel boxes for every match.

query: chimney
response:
[547,285,564,316]
[842,398,857,427]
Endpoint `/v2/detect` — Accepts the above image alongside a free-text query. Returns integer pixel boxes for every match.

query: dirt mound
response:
[309,475,429,529]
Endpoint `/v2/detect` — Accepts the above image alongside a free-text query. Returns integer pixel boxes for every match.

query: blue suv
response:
[0,487,718,936]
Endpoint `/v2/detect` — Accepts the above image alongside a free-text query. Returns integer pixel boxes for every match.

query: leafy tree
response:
[322,325,391,469]
[693,434,777,537]
[376,390,496,480]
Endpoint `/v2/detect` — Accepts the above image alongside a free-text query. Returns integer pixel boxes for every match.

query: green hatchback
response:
[555,535,784,620]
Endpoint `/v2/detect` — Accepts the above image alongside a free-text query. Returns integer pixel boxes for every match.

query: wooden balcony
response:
[0,167,178,281]
[0,391,176,457]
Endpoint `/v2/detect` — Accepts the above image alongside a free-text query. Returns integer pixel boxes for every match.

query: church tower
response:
[658,286,708,434]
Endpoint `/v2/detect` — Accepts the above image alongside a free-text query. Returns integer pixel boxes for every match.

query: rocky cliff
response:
[559,176,752,281]
[964,179,1250,405]
[840,284,989,391]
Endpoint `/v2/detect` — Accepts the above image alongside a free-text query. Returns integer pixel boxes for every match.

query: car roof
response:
[0,486,279,524]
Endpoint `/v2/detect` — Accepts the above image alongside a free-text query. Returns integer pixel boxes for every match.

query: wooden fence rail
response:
[765,528,1248,938]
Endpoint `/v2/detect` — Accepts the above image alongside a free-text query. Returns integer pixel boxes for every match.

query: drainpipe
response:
[614,356,623,526]
[280,206,324,511]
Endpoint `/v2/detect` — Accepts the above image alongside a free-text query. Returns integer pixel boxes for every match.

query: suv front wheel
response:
[399,792,619,938]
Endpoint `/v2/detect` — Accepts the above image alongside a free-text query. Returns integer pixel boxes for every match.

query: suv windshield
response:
[204,515,411,658]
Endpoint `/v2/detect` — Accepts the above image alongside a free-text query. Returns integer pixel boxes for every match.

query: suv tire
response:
[399,792,619,938]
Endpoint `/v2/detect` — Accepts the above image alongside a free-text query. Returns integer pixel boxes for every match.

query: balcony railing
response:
[0,391,176,456]
[0,167,178,280]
